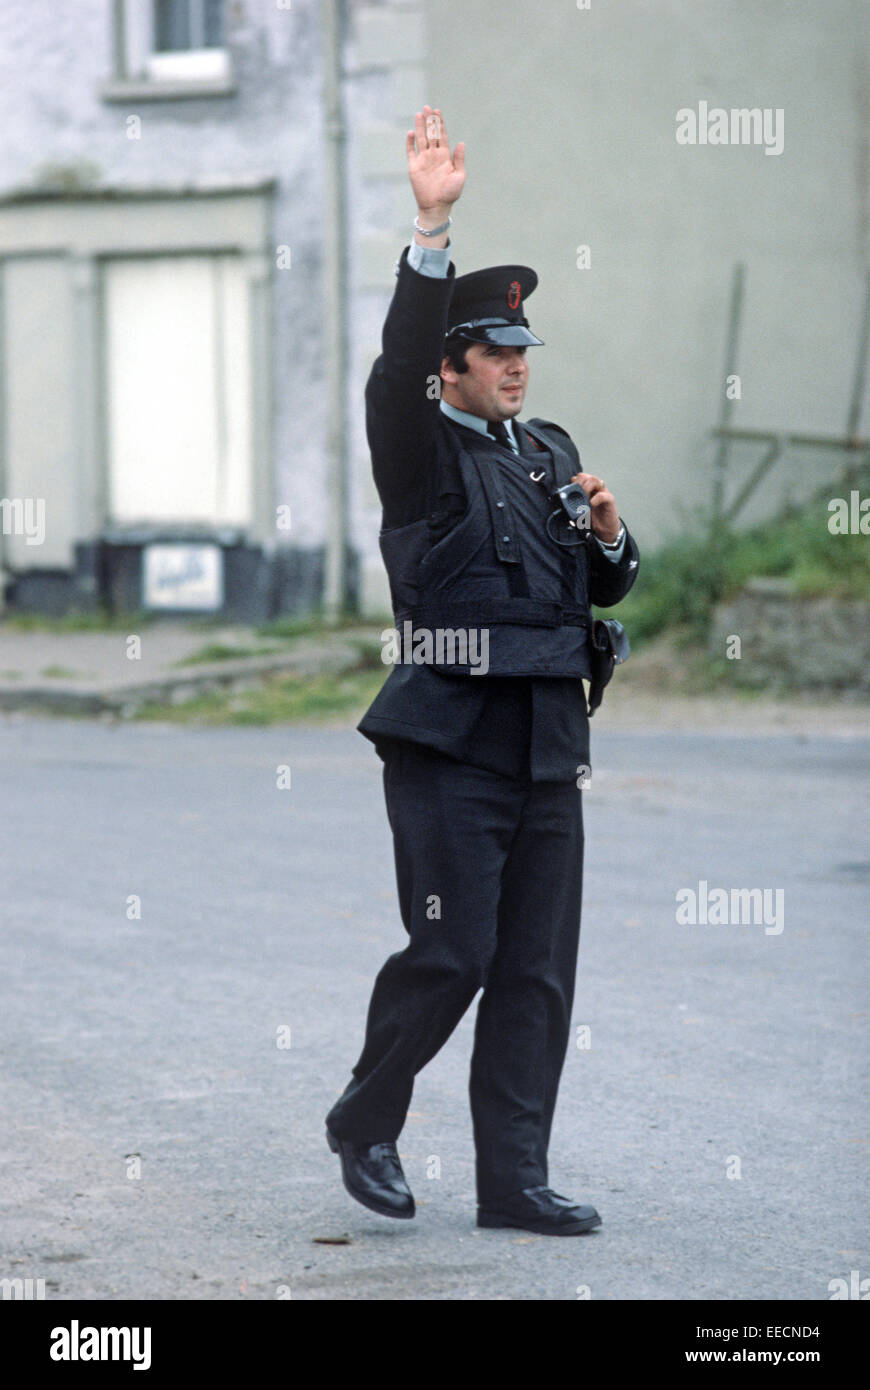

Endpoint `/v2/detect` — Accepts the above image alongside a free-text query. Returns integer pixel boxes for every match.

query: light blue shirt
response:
[406,238,625,562]
[440,398,520,451]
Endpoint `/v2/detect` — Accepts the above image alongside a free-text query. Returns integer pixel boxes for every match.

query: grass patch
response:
[173,641,286,667]
[172,622,389,670]
[606,484,870,651]
[132,663,389,726]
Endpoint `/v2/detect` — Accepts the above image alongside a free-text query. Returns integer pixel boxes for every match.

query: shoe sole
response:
[326,1127,415,1220]
[476,1209,602,1235]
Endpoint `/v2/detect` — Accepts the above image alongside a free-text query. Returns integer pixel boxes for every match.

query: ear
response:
[440,355,457,385]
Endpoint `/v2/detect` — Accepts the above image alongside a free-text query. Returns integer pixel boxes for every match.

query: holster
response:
[586,618,631,716]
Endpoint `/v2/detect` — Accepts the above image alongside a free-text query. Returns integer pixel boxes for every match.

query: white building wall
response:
[420,0,870,551]
[0,0,328,555]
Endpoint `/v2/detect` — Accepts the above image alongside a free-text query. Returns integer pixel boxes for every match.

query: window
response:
[153,0,224,51]
[102,0,235,100]
[103,253,253,527]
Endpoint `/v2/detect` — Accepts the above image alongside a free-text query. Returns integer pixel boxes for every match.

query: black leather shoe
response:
[326,1125,415,1219]
[477,1185,601,1235]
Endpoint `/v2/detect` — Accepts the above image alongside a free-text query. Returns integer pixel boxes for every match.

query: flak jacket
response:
[358,245,640,766]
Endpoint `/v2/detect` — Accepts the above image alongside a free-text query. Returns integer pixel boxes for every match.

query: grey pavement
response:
[0,621,381,714]
[0,713,867,1300]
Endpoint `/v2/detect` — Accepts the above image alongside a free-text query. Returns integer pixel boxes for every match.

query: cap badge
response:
[507,281,521,310]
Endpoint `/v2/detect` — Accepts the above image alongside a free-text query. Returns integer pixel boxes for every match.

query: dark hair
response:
[442,336,472,375]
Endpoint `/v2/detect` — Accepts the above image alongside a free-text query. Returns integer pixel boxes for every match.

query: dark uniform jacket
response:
[357,245,639,781]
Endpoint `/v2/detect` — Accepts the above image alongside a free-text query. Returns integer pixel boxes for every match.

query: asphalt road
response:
[1,714,867,1300]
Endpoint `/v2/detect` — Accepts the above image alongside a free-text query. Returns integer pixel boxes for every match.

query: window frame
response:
[101,0,236,102]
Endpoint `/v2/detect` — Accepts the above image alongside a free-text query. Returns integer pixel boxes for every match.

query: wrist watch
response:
[597,523,625,551]
[414,214,453,237]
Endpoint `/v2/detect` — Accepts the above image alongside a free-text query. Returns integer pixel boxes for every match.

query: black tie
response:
[487,420,513,451]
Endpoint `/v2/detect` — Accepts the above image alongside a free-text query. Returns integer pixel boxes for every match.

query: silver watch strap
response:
[414,214,453,238]
[597,524,625,550]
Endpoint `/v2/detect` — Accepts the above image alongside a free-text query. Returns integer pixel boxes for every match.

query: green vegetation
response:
[133,662,388,726]
[606,487,870,650]
[135,626,390,725]
[172,641,285,666]
[173,616,391,668]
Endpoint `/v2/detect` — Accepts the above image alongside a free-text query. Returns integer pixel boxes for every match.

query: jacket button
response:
[503,535,510,543]
[496,500,504,507]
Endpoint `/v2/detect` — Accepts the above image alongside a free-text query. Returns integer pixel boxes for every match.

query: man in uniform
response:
[325,107,639,1236]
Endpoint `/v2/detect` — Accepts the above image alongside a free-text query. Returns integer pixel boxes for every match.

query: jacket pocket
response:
[418,501,486,586]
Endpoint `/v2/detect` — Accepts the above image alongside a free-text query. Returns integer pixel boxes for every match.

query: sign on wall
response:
[142,543,224,611]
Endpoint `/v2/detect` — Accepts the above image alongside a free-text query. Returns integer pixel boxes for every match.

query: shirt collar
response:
[440,399,518,450]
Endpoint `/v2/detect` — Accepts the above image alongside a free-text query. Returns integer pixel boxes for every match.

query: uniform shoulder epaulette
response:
[526,417,574,442]
[525,419,580,465]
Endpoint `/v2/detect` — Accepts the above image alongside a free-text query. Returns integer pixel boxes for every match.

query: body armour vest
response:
[378,417,597,679]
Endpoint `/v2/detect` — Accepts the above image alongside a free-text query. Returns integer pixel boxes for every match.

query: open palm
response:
[406,106,466,211]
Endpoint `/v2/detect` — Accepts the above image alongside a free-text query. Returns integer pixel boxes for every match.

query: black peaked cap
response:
[445,264,545,346]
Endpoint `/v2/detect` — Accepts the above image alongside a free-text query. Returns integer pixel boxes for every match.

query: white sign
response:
[143,543,224,611]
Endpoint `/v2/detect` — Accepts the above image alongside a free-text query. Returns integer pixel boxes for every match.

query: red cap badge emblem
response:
[507,281,521,310]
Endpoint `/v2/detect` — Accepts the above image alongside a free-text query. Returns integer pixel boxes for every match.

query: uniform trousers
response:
[325,739,585,1204]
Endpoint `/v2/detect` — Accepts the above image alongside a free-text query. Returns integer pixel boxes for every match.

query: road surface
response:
[1,714,867,1300]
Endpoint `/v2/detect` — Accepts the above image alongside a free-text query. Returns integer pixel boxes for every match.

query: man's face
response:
[440,342,530,422]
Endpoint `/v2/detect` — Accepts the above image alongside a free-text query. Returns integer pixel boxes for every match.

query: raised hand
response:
[406,105,466,214]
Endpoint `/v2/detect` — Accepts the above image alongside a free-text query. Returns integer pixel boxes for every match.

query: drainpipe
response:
[322,0,350,623]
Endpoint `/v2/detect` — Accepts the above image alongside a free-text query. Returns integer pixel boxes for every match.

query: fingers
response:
[572,472,609,498]
[453,140,466,169]
[411,106,452,155]
[414,108,427,152]
[431,108,448,148]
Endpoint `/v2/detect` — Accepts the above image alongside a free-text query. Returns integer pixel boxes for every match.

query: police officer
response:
[325,107,639,1236]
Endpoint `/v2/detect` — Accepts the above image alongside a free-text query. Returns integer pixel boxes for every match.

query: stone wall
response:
[709,578,870,694]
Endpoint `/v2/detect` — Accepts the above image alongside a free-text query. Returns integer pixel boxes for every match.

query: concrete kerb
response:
[0,635,376,717]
